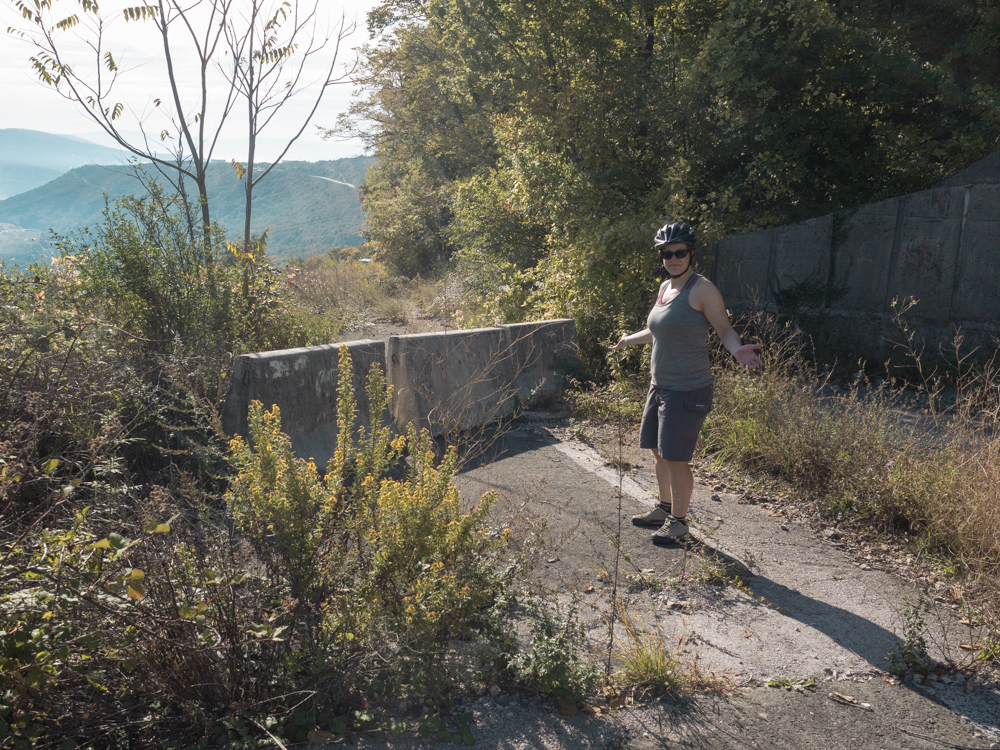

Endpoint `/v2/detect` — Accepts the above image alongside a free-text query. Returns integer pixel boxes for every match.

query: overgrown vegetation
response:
[704,311,1000,600]
[340,0,1000,368]
[0,188,583,747]
[289,251,447,340]
[0,283,519,747]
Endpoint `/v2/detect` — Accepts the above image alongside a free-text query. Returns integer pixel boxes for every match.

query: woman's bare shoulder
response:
[690,274,723,308]
[693,272,716,287]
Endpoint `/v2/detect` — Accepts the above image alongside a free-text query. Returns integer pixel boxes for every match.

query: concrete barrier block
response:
[950,219,1000,322]
[770,216,832,306]
[501,319,580,404]
[966,184,1000,221]
[893,214,963,319]
[387,328,517,436]
[221,339,391,469]
[832,198,898,311]
[713,229,773,305]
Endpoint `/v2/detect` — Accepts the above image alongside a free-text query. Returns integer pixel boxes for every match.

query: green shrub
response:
[58,181,304,358]
[511,603,600,703]
[1,341,516,747]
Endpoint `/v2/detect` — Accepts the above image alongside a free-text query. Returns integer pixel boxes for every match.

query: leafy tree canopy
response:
[339,0,1000,366]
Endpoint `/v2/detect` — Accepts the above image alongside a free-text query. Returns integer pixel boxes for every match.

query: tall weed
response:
[703,311,1000,586]
[1,340,515,746]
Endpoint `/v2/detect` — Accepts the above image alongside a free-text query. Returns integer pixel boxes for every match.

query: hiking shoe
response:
[631,502,672,527]
[651,515,689,545]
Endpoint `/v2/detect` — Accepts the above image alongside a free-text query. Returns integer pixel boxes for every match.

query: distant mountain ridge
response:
[0,156,373,264]
[0,129,128,199]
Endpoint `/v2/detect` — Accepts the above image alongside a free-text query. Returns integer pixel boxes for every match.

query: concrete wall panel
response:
[501,319,580,404]
[713,229,773,305]
[966,184,1000,221]
[832,198,898,311]
[770,216,832,301]
[951,219,1000,322]
[712,153,1000,362]
[893,217,963,318]
[387,327,517,436]
[903,186,966,220]
[221,339,389,470]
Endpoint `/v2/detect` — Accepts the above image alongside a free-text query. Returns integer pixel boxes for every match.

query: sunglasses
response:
[659,248,691,260]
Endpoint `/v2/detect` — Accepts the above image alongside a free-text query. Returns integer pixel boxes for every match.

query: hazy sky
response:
[1,0,380,161]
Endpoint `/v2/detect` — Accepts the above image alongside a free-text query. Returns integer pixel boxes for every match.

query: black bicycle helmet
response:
[654,222,697,248]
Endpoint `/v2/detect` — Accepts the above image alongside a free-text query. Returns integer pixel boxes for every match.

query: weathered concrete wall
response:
[501,319,581,404]
[222,319,580,458]
[387,327,516,436]
[707,179,1000,361]
[386,319,580,436]
[221,339,390,470]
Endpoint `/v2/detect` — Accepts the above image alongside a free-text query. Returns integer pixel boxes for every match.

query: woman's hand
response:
[733,343,762,368]
[608,335,629,351]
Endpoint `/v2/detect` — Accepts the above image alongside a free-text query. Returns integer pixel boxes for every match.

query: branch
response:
[252,14,356,186]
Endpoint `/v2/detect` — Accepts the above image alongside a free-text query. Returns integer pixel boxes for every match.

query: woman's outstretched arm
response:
[695,281,762,368]
[608,328,653,351]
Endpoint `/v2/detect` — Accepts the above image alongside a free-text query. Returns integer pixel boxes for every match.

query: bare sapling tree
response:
[222,0,354,296]
[8,0,355,298]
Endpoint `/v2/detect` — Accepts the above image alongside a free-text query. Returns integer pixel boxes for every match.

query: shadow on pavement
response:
[690,540,899,670]
[446,422,558,473]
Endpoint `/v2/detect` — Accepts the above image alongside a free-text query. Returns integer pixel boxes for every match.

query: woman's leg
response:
[664,459,693,518]
[652,448,673,508]
[650,455,693,543]
[631,448,674,527]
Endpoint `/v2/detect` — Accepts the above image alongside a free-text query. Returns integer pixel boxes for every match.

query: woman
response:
[608,223,761,545]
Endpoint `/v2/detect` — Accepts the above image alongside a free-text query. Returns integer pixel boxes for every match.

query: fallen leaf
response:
[959,643,976,650]
[583,585,595,593]
[714,516,724,522]
[557,698,578,716]
[547,557,560,563]
[743,630,752,638]
[580,704,602,715]
[828,692,873,711]
[768,512,784,517]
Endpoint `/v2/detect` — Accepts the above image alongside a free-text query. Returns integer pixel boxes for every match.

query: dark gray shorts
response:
[638,383,714,461]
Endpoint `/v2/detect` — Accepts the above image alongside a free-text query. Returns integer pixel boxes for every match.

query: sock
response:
[657,502,672,513]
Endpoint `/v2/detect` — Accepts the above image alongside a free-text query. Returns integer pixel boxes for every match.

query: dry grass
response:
[286,253,449,340]
[704,314,1000,586]
[571,310,1000,663]
[611,602,687,695]
[699,311,1000,662]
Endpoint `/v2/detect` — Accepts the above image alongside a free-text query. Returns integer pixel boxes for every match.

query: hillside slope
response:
[0,129,126,199]
[0,157,373,261]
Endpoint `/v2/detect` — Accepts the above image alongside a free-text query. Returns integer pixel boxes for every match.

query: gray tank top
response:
[647,274,713,390]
